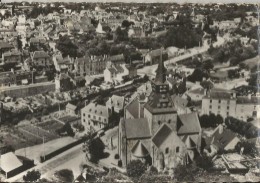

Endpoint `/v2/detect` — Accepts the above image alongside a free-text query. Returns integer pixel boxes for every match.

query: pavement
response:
[5,143,83,182]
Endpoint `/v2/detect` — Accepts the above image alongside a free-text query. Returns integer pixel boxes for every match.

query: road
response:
[137,36,225,77]
[6,144,83,182]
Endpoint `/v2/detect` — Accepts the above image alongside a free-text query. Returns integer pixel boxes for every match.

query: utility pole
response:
[42,136,45,161]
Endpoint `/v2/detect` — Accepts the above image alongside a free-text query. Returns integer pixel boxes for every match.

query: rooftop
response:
[124,118,151,139]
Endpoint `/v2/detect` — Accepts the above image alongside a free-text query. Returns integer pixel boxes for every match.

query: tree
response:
[23,170,41,182]
[83,137,105,163]
[173,163,198,182]
[195,155,213,171]
[122,20,134,28]
[126,160,147,180]
[54,169,74,182]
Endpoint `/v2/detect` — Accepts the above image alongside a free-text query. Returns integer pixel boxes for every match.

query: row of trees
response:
[199,114,224,128]
[225,117,259,139]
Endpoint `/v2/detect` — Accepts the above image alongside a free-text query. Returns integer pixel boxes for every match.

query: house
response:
[55,73,73,92]
[96,22,106,34]
[81,102,110,132]
[118,58,202,169]
[0,152,34,178]
[236,95,260,120]
[204,125,240,156]
[201,88,237,119]
[104,64,129,84]
[210,71,228,83]
[75,55,108,76]
[53,54,74,73]
[106,95,125,113]
[31,51,52,67]
[2,50,22,65]
[186,87,207,102]
[128,26,145,38]
[0,41,14,57]
[166,46,180,58]
[144,48,168,65]
[109,54,125,66]
[66,103,77,116]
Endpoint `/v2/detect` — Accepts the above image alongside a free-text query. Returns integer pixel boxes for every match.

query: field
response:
[37,120,64,135]
[1,120,64,150]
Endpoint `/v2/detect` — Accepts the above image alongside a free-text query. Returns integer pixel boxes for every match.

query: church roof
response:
[124,118,151,139]
[131,140,150,158]
[144,92,177,114]
[154,49,167,84]
[177,113,201,135]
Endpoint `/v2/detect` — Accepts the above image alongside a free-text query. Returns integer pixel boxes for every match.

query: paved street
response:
[6,144,83,182]
[137,36,225,77]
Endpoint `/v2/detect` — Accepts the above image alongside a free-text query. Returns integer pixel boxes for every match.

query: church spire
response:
[155,48,166,84]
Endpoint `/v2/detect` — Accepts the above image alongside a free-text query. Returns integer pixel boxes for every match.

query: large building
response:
[201,89,237,119]
[81,102,111,132]
[202,89,260,120]
[118,56,201,170]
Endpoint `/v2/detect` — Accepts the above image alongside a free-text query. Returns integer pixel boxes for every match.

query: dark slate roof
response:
[131,140,150,158]
[177,113,201,135]
[0,42,13,49]
[207,125,239,150]
[204,88,236,100]
[124,118,151,139]
[144,92,177,114]
[171,95,188,110]
[152,123,172,148]
[125,98,139,118]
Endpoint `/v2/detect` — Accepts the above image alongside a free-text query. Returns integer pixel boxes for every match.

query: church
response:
[118,53,202,170]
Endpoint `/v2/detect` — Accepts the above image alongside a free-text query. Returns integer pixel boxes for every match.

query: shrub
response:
[126,160,147,179]
[114,154,119,159]
[54,169,74,182]
[23,170,41,182]
[118,160,122,167]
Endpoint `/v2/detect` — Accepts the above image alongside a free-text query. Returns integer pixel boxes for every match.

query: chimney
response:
[11,68,14,73]
[232,92,236,98]
[248,94,251,100]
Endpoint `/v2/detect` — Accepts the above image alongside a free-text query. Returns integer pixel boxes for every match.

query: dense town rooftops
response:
[32,51,50,59]
[0,42,13,49]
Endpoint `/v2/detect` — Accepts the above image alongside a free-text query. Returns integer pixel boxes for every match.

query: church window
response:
[165,147,169,154]
[176,146,180,153]
[168,119,171,124]
[158,121,161,125]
